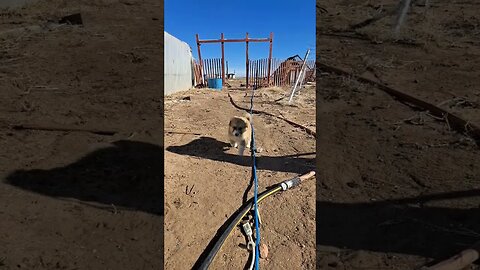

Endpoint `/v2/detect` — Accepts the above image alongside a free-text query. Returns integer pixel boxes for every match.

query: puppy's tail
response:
[243,113,252,122]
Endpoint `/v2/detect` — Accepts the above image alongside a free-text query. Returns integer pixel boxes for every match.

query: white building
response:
[164,31,194,95]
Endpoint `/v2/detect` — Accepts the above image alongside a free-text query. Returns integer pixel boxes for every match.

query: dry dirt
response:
[317,1,480,269]
[164,82,316,269]
[0,1,163,269]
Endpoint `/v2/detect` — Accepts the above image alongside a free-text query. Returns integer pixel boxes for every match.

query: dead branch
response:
[350,6,397,30]
[317,62,480,145]
[227,93,316,138]
[10,123,117,136]
[319,31,422,47]
[165,129,203,136]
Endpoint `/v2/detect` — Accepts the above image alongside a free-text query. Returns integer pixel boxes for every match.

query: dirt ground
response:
[0,1,163,269]
[317,1,480,269]
[164,81,316,269]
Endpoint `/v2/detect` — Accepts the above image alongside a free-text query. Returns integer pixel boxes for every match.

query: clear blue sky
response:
[165,0,315,77]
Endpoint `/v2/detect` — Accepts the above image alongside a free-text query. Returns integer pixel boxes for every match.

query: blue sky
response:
[165,0,315,77]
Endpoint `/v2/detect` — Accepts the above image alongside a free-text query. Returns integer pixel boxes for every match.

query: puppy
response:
[228,113,252,156]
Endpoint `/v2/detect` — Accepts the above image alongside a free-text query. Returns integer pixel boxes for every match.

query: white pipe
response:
[248,247,256,270]
[289,49,310,103]
[394,0,412,35]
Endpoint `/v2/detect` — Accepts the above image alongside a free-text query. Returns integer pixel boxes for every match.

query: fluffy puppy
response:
[228,113,252,156]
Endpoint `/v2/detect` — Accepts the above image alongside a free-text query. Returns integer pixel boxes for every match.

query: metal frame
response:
[196,32,273,89]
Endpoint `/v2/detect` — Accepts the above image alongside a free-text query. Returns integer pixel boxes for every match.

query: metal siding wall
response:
[164,31,194,95]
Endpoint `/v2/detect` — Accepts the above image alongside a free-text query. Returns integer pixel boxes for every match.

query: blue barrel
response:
[207,78,222,90]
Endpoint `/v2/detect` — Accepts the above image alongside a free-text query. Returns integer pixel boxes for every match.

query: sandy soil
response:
[317,1,480,269]
[164,82,316,269]
[0,1,163,269]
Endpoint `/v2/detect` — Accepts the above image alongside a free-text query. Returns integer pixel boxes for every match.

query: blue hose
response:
[249,84,260,270]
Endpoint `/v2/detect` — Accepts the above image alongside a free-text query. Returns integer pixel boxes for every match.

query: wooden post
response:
[196,34,204,85]
[267,32,273,86]
[221,33,225,85]
[246,32,249,89]
[195,33,272,89]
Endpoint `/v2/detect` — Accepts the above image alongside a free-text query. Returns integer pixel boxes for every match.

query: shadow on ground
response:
[166,136,315,174]
[5,140,163,216]
[317,189,480,264]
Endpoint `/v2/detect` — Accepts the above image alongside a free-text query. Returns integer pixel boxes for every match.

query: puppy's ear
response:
[243,113,252,122]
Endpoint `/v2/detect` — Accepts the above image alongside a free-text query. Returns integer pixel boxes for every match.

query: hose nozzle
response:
[280,171,316,191]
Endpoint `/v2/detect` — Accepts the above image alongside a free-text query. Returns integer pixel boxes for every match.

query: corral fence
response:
[193,58,223,86]
[249,58,316,89]
[193,60,203,86]
[194,57,315,89]
[202,58,222,79]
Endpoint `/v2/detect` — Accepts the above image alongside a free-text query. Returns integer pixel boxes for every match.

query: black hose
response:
[192,184,282,270]
[192,172,314,270]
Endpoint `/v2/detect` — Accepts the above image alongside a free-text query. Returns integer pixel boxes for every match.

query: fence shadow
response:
[317,189,480,263]
[166,136,315,175]
[5,140,163,216]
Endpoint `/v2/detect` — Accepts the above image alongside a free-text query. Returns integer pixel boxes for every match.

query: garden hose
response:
[193,171,315,270]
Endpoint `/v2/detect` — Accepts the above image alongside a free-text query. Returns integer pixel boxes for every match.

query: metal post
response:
[196,33,273,89]
[288,49,310,103]
[297,66,307,90]
[394,0,412,35]
[196,34,204,85]
[221,33,225,85]
[267,32,273,86]
[246,32,249,89]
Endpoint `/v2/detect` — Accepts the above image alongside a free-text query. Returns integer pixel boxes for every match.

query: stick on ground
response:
[10,124,117,136]
[227,93,316,138]
[317,62,480,145]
